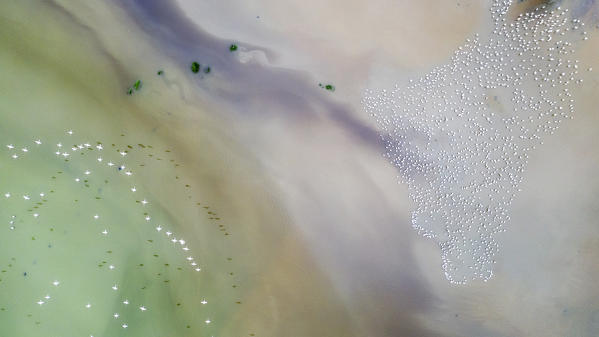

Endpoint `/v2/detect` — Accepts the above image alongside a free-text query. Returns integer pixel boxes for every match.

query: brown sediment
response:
[507,0,562,19]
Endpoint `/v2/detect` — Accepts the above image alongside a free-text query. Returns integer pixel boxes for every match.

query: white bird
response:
[61,152,69,157]
[57,143,62,148]
[139,306,147,311]
[37,300,44,305]
[85,303,91,308]
[39,193,44,197]
[107,162,114,167]
[205,319,211,324]
[96,144,103,150]
[191,262,197,266]
[123,299,129,305]
[166,231,172,237]
[179,240,186,245]
[113,313,119,318]
[131,187,137,192]
[21,148,28,152]
[93,214,99,219]
[6,144,14,149]
[195,268,201,272]
[85,170,91,175]
[109,265,115,270]
[125,171,132,176]
[11,154,18,159]
[67,130,73,135]
[97,157,103,162]
[4,193,10,198]
[23,195,30,200]
[119,151,127,156]
[44,295,50,299]
[182,247,189,251]
[156,226,162,232]
[121,324,128,329]
[101,229,108,235]
[186,256,193,261]
[33,213,39,218]
[34,140,41,145]
[141,199,148,205]
[145,216,151,221]
[75,178,80,182]
[112,285,118,290]
[52,280,60,286]
[201,299,207,305]
[55,151,60,155]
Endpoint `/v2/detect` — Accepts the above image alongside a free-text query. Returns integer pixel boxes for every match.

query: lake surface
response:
[2,0,599,336]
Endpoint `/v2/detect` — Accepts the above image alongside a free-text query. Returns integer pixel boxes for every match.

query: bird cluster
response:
[0,129,232,335]
[364,1,589,284]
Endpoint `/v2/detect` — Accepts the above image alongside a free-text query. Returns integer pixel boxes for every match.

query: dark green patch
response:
[229,44,238,52]
[157,70,164,75]
[191,62,200,73]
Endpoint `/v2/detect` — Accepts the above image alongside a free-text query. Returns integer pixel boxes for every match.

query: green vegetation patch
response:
[126,79,142,95]
[318,83,336,92]
[191,62,200,73]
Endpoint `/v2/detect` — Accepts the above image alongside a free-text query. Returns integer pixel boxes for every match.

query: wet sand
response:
[2,0,599,336]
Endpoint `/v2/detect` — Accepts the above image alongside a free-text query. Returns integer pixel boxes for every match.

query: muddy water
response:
[2,0,599,336]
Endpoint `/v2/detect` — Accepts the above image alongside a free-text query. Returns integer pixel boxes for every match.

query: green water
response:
[0,130,236,336]
[0,4,238,333]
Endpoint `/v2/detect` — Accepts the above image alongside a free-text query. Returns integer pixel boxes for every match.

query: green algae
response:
[191,62,200,73]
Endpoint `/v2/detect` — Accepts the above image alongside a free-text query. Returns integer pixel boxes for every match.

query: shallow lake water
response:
[2,0,599,336]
